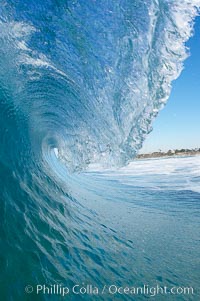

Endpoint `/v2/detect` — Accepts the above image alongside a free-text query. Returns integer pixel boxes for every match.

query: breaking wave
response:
[0,0,199,300]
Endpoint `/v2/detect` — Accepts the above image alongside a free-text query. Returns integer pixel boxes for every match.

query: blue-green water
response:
[0,1,200,300]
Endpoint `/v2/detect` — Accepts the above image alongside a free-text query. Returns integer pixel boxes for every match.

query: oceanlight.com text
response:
[25,283,195,297]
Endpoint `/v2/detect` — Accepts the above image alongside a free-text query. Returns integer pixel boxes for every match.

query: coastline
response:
[136,149,200,160]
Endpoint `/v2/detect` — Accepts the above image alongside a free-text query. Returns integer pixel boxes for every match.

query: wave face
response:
[0,0,199,170]
[0,0,200,300]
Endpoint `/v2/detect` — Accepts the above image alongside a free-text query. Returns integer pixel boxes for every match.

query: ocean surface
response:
[0,0,200,300]
[83,155,200,300]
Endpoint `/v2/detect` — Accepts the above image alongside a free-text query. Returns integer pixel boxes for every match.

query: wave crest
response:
[0,0,199,172]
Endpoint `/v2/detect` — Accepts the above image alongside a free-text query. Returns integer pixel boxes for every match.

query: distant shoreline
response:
[136,149,200,159]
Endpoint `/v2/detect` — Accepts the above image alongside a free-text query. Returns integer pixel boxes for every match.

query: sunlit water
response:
[39,154,200,300]
[1,1,200,300]
[80,155,200,300]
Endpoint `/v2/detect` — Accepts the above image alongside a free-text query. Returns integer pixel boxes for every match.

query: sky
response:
[140,16,200,154]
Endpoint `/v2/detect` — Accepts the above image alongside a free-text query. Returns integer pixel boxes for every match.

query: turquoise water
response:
[0,1,200,300]
[70,156,200,301]
[1,155,200,300]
